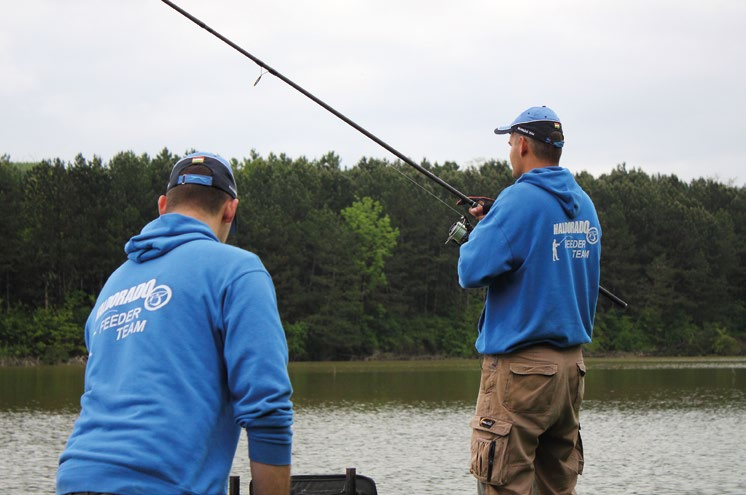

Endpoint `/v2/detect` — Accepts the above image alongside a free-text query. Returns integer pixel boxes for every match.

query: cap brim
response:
[494,125,512,135]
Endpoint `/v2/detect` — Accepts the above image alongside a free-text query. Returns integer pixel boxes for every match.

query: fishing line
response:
[387,163,464,217]
[253,68,268,87]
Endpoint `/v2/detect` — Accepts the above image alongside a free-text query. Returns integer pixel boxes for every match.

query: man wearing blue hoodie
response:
[459,107,600,495]
[57,152,293,495]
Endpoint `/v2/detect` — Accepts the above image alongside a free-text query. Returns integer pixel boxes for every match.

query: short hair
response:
[526,131,563,164]
[165,164,232,215]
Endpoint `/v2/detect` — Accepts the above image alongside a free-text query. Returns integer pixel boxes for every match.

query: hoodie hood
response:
[125,214,219,263]
[517,167,582,218]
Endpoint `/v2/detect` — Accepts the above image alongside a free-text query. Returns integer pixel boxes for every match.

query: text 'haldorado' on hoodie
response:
[57,213,293,495]
[458,167,601,355]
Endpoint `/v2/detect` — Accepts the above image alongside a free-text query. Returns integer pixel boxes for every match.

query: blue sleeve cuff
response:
[247,426,293,465]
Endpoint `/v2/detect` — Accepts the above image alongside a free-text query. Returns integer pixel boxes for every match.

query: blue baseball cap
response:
[494,106,565,148]
[167,151,238,234]
[167,151,237,199]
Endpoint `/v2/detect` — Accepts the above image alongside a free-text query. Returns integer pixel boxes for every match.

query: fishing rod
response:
[159,0,628,309]
[160,0,475,245]
[160,0,476,210]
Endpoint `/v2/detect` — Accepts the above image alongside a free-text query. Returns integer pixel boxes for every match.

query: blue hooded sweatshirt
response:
[57,214,293,495]
[458,167,601,355]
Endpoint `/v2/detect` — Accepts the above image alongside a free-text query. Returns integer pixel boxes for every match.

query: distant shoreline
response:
[3,353,745,368]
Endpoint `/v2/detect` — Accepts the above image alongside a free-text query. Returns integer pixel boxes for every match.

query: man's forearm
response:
[250,460,291,495]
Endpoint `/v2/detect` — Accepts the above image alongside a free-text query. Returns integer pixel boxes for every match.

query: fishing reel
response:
[447,196,493,245]
[445,216,472,245]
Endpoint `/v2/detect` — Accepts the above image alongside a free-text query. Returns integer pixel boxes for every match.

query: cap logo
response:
[516,126,535,136]
[191,156,205,164]
[554,122,561,129]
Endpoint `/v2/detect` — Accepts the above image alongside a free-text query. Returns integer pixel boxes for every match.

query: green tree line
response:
[1,150,744,363]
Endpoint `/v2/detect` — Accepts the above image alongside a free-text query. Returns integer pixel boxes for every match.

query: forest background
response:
[1,150,744,364]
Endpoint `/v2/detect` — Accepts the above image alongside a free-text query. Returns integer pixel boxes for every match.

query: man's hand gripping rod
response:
[159,0,626,308]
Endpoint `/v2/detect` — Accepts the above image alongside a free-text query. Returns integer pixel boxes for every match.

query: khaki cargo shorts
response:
[470,345,585,495]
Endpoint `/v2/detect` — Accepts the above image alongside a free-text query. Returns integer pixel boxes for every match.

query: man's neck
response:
[166,208,225,242]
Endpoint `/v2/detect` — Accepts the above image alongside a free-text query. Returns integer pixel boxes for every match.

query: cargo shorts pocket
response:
[574,428,585,475]
[504,362,558,413]
[573,362,587,410]
[469,415,512,486]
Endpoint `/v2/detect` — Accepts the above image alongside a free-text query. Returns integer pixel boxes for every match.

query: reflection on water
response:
[586,366,745,410]
[289,360,480,407]
[1,358,745,494]
[0,365,83,412]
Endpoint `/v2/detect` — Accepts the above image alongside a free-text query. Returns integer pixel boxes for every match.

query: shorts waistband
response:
[484,343,583,359]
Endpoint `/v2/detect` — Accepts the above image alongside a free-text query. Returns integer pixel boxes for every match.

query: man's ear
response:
[158,195,168,215]
[223,198,239,224]
[519,136,530,157]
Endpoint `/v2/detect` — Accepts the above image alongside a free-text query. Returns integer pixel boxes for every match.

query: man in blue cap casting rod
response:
[56,152,293,495]
[459,107,601,495]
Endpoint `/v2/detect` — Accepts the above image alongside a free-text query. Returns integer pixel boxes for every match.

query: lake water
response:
[1,358,745,494]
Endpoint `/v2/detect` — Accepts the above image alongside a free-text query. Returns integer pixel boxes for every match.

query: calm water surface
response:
[1,358,745,494]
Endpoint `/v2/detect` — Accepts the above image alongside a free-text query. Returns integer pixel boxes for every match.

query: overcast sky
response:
[2,0,744,187]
